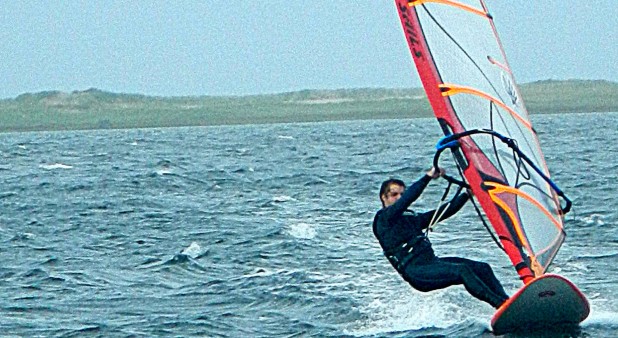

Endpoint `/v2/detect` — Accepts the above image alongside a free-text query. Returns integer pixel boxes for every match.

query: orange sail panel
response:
[394,0,566,283]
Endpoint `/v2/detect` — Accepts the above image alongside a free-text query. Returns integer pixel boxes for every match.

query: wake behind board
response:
[491,274,590,335]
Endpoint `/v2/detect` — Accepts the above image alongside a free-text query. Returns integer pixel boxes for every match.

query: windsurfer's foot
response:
[485,292,509,309]
[494,296,509,309]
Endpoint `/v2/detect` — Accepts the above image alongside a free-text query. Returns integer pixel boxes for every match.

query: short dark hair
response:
[379,178,405,206]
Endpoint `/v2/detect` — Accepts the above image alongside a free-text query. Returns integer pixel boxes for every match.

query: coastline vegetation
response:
[0,79,617,133]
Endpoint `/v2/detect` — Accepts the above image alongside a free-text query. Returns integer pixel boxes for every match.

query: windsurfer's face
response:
[382,184,404,207]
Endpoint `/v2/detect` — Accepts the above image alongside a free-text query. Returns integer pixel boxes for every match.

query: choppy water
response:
[1,112,617,337]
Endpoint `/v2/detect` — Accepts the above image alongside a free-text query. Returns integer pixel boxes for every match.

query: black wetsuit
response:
[373,175,509,308]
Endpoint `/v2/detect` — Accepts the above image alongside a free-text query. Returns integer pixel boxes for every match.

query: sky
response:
[0,1,616,99]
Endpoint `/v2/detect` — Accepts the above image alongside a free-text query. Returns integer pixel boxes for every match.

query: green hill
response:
[0,80,616,133]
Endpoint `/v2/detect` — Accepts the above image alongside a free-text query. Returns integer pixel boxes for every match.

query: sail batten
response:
[409,0,489,18]
[439,83,532,129]
[395,0,568,283]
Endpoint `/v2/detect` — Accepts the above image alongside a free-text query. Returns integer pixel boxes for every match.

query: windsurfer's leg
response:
[460,266,508,308]
[441,257,509,300]
[405,258,508,308]
[442,257,509,300]
[473,263,509,300]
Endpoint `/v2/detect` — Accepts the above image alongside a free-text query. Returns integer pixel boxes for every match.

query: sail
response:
[394,0,568,283]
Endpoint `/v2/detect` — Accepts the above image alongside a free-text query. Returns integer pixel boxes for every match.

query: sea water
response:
[1,112,617,337]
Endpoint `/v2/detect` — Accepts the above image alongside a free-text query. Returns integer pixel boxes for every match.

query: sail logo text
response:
[398,3,423,58]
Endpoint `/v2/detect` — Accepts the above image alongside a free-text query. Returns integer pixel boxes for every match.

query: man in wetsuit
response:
[373,167,509,308]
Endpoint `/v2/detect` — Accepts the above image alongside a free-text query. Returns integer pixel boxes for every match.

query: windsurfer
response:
[373,167,509,308]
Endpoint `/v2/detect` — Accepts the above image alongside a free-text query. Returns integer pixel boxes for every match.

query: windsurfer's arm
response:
[417,191,470,228]
[439,191,470,220]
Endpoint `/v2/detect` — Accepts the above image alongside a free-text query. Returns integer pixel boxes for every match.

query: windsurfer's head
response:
[379,179,405,208]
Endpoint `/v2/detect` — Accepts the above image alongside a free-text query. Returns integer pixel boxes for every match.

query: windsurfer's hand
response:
[427,167,445,179]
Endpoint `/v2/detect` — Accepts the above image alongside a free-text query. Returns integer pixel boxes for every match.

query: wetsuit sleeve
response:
[416,191,470,229]
[380,175,432,222]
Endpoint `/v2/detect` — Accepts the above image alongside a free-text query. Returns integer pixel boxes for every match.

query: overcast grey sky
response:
[0,1,615,99]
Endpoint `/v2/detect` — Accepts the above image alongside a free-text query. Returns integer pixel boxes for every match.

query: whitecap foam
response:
[180,241,209,259]
[286,222,317,240]
[155,161,173,175]
[348,293,467,336]
[181,242,202,258]
[156,168,172,175]
[345,272,487,336]
[243,268,287,279]
[582,309,618,328]
[273,195,295,202]
[582,213,605,226]
[40,163,73,170]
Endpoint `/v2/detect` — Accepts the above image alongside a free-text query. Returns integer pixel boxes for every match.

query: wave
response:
[347,295,490,337]
[285,222,317,240]
[180,241,208,259]
[39,163,73,170]
[138,242,209,273]
[583,310,618,330]
[272,195,296,202]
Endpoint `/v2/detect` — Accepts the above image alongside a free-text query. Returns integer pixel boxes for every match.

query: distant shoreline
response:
[1,79,617,133]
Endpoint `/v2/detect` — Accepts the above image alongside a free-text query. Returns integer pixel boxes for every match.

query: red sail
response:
[394,0,566,284]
